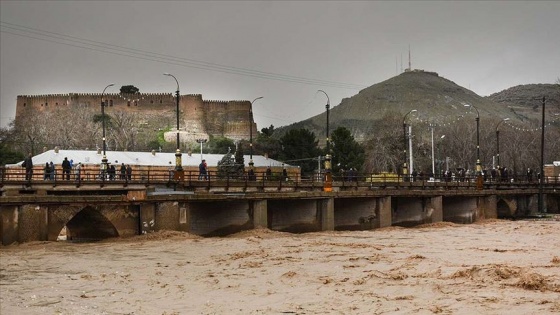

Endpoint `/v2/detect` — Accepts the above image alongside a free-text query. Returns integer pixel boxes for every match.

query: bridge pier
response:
[478,195,498,220]
[431,196,443,223]
[139,204,157,234]
[1,205,20,245]
[10,205,49,243]
[252,200,268,229]
[319,198,334,231]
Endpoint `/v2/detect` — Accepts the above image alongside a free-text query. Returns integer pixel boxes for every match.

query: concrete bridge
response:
[1,178,559,245]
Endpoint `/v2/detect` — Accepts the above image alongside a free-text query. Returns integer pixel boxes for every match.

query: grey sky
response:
[1,1,559,129]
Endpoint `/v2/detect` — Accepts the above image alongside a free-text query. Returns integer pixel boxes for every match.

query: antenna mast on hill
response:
[400,54,403,73]
[408,44,411,71]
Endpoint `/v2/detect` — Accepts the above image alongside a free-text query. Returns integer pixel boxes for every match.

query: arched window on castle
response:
[159,99,162,104]
[134,100,138,106]
[23,103,26,107]
[127,101,131,107]
[150,100,154,104]
[45,102,48,106]
[56,102,59,106]
[110,100,113,106]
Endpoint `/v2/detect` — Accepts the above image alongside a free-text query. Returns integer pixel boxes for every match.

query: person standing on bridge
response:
[62,157,71,180]
[43,162,51,180]
[21,153,33,180]
[126,164,132,180]
[120,163,126,180]
[75,163,82,181]
[49,161,55,180]
[199,159,208,180]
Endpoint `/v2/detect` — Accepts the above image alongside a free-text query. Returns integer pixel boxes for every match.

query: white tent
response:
[8,149,293,169]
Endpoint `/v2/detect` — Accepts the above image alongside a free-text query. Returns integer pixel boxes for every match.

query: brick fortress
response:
[16,93,257,143]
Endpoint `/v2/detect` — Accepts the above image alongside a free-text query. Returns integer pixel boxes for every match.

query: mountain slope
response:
[486,84,560,121]
[279,70,528,141]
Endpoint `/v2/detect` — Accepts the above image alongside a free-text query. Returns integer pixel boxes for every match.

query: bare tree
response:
[108,111,139,151]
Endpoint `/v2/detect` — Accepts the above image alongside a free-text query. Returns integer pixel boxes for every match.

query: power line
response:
[0,21,367,90]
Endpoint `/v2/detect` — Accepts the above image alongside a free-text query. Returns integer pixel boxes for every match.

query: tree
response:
[253,125,281,159]
[261,124,275,137]
[207,136,235,154]
[120,85,140,94]
[0,123,25,165]
[234,144,244,166]
[362,112,404,173]
[278,128,321,175]
[330,127,365,173]
[108,111,139,151]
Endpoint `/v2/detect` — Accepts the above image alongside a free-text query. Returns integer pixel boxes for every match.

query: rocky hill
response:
[277,70,531,142]
[486,84,560,121]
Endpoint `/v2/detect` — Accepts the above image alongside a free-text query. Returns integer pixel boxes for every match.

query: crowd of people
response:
[19,153,545,184]
[20,155,133,181]
[409,166,540,183]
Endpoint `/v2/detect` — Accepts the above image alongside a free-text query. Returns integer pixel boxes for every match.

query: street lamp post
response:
[430,125,445,177]
[495,118,510,169]
[101,83,114,178]
[465,104,482,189]
[249,97,263,167]
[163,73,183,178]
[196,138,207,162]
[436,135,446,178]
[318,90,332,192]
[538,97,546,213]
[402,109,417,181]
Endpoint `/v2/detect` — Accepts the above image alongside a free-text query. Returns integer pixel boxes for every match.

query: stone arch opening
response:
[497,199,513,219]
[63,207,119,241]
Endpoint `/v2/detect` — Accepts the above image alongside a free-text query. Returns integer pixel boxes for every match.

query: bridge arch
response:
[49,206,120,241]
[65,207,119,241]
[497,199,514,219]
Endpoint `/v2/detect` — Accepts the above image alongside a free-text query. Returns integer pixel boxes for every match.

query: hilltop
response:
[277,70,528,141]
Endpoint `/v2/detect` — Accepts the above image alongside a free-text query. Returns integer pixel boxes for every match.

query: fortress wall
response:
[202,101,227,136]
[224,101,255,139]
[16,93,255,142]
[181,95,207,138]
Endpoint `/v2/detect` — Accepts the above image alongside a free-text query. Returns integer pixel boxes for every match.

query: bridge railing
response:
[1,166,559,190]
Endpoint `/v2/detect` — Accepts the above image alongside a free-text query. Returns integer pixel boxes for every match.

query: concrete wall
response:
[155,202,189,232]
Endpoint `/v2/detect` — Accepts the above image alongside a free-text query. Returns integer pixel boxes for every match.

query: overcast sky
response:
[1,1,559,129]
